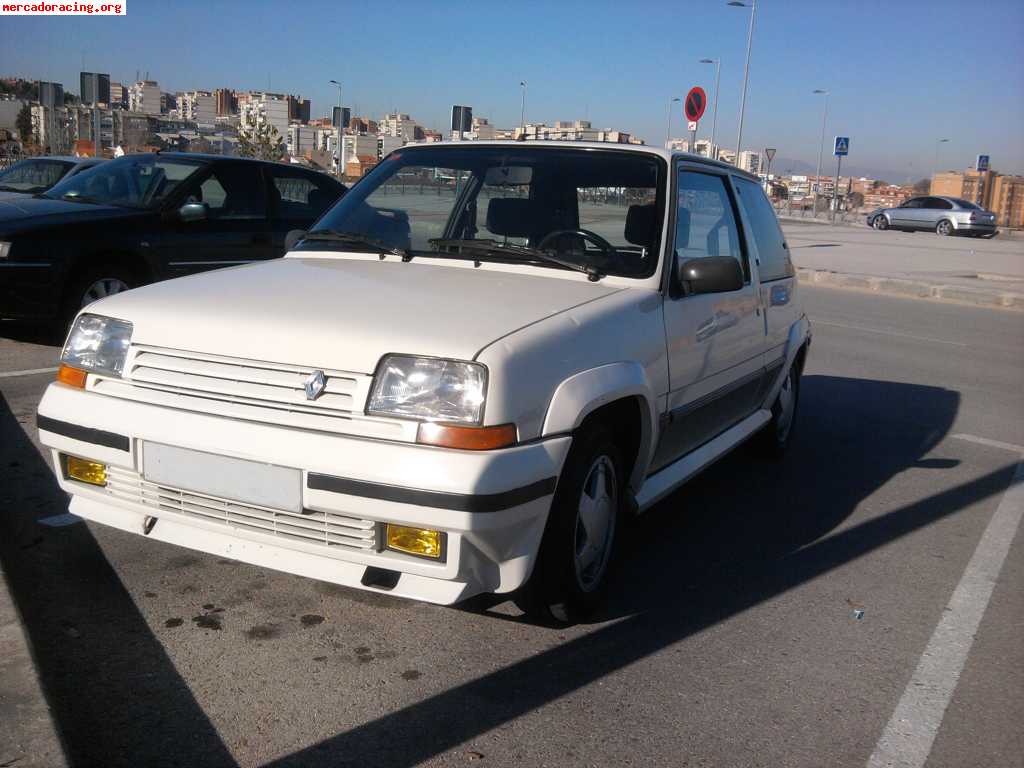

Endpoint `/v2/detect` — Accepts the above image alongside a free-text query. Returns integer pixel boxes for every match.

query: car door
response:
[653,164,765,471]
[157,161,275,278]
[891,197,924,228]
[732,175,797,379]
[922,196,953,229]
[266,167,344,253]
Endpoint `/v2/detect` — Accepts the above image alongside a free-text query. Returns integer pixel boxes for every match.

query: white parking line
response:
[867,440,1024,768]
[0,367,58,379]
[812,320,969,348]
[952,433,1024,455]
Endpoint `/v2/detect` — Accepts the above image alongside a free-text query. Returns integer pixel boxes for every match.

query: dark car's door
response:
[265,166,345,252]
[156,160,275,278]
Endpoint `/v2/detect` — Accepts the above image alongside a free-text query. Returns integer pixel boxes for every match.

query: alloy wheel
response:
[81,278,130,307]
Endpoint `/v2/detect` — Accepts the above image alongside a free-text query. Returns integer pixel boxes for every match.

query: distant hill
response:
[770,156,913,185]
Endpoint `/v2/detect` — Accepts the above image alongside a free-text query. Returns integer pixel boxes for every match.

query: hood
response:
[0,196,145,234]
[0,190,35,202]
[86,255,622,373]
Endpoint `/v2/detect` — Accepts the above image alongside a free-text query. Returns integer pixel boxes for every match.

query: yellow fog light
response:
[385,524,444,560]
[63,455,107,486]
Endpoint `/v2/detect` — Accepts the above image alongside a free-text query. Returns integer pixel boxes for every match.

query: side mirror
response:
[178,202,208,223]
[676,256,744,296]
[284,229,306,251]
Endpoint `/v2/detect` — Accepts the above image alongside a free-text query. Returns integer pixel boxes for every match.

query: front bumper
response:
[37,382,571,605]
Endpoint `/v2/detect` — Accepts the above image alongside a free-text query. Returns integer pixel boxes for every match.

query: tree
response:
[15,103,32,142]
[237,113,285,161]
[913,178,931,194]
[848,191,865,209]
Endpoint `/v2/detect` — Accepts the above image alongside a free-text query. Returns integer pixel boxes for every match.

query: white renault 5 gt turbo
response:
[37,141,809,623]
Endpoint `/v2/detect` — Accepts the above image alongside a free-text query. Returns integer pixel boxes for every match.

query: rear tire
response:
[935,219,954,236]
[756,363,800,459]
[516,422,624,625]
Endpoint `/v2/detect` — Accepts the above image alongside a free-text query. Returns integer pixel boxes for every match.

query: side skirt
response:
[635,408,771,512]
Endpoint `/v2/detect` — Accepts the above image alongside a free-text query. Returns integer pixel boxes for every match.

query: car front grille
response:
[104,465,379,553]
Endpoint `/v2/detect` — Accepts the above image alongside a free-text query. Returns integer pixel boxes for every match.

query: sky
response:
[2,0,1022,181]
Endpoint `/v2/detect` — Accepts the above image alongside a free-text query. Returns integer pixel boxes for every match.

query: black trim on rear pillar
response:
[307,473,557,513]
[36,414,130,452]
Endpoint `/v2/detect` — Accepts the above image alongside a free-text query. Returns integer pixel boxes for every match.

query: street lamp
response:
[520,81,527,133]
[666,97,680,147]
[812,89,829,211]
[329,79,343,177]
[699,58,721,159]
[728,0,756,163]
[933,138,950,181]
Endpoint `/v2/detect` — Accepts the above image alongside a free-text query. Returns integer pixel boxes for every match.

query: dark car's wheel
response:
[516,421,623,625]
[62,263,139,328]
[872,215,889,230]
[756,363,800,459]
[935,219,955,236]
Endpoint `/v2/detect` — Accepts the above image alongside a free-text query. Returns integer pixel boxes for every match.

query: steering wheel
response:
[536,228,616,257]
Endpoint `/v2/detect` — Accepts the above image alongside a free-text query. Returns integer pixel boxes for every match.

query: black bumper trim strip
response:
[36,414,130,452]
[307,473,557,513]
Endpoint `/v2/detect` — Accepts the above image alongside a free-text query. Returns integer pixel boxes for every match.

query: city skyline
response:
[1,0,1022,180]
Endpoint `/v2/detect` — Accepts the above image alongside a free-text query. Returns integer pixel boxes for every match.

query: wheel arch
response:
[542,362,658,494]
[61,249,153,304]
[763,314,811,408]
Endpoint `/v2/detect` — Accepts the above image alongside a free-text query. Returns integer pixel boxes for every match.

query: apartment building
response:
[931,169,997,208]
[109,82,127,108]
[80,72,111,106]
[177,91,216,126]
[379,112,422,142]
[288,96,311,123]
[239,92,290,138]
[214,88,236,116]
[287,124,318,156]
[129,80,161,116]
[988,175,1024,228]
[738,150,761,175]
[862,184,914,210]
[37,81,64,108]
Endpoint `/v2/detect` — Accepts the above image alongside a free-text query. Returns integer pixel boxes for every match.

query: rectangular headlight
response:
[61,313,133,378]
[385,524,445,559]
[367,355,486,424]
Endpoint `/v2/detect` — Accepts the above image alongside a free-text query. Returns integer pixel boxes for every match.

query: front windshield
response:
[305,146,666,279]
[0,159,73,193]
[44,154,205,209]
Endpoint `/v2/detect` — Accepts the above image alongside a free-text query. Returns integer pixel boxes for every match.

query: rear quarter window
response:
[733,177,793,282]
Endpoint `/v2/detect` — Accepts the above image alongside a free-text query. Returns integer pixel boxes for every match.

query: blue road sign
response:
[834,136,849,156]
[976,154,990,172]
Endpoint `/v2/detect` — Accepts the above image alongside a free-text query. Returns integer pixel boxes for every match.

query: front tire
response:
[872,215,889,230]
[935,219,954,236]
[61,263,139,332]
[516,422,623,624]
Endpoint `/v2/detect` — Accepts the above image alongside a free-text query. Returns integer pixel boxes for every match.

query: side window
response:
[188,164,266,221]
[926,197,953,210]
[271,171,340,221]
[903,198,923,209]
[675,170,748,281]
[733,177,793,282]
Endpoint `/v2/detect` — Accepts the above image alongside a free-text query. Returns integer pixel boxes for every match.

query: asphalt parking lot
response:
[1,285,1022,768]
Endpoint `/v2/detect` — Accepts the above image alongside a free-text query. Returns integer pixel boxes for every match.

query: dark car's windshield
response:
[0,159,74,193]
[43,154,205,209]
[305,146,666,279]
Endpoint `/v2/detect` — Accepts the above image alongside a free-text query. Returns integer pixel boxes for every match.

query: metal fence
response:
[772,198,864,225]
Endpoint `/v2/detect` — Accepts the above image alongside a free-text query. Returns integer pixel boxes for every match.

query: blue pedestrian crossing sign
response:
[834,136,850,156]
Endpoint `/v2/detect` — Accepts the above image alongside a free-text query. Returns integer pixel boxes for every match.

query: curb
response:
[0,561,69,768]
[796,268,1024,311]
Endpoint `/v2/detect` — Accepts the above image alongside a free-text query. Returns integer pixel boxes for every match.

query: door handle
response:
[696,317,718,340]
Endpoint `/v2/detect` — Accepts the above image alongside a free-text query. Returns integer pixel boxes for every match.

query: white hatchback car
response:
[38,142,809,622]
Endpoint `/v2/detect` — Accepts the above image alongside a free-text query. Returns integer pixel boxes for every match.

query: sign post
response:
[763,147,776,188]
[684,87,707,155]
[832,136,849,222]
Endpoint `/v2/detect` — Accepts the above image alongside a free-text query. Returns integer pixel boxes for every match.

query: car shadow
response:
[0,319,65,347]
[267,375,1016,767]
[1,374,1016,768]
[0,393,237,767]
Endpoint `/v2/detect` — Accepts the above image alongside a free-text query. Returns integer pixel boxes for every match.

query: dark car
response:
[0,156,105,201]
[0,152,346,325]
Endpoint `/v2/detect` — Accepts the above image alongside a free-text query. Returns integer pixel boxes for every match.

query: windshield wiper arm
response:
[428,238,605,281]
[304,229,410,261]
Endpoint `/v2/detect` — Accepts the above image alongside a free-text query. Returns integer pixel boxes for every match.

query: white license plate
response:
[142,442,302,513]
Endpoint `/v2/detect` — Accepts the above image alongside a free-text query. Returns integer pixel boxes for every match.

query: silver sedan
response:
[867,195,998,238]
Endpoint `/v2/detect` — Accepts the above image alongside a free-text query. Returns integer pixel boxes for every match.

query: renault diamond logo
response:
[304,370,327,401]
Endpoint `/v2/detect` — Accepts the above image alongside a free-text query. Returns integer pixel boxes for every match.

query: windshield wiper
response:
[428,238,605,281]
[303,229,410,261]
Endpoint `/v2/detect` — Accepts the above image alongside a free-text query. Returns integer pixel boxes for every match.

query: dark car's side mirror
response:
[284,229,306,251]
[676,256,744,296]
[178,202,208,223]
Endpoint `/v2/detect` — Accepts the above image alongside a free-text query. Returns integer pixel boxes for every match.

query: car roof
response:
[398,140,760,181]
[150,151,317,170]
